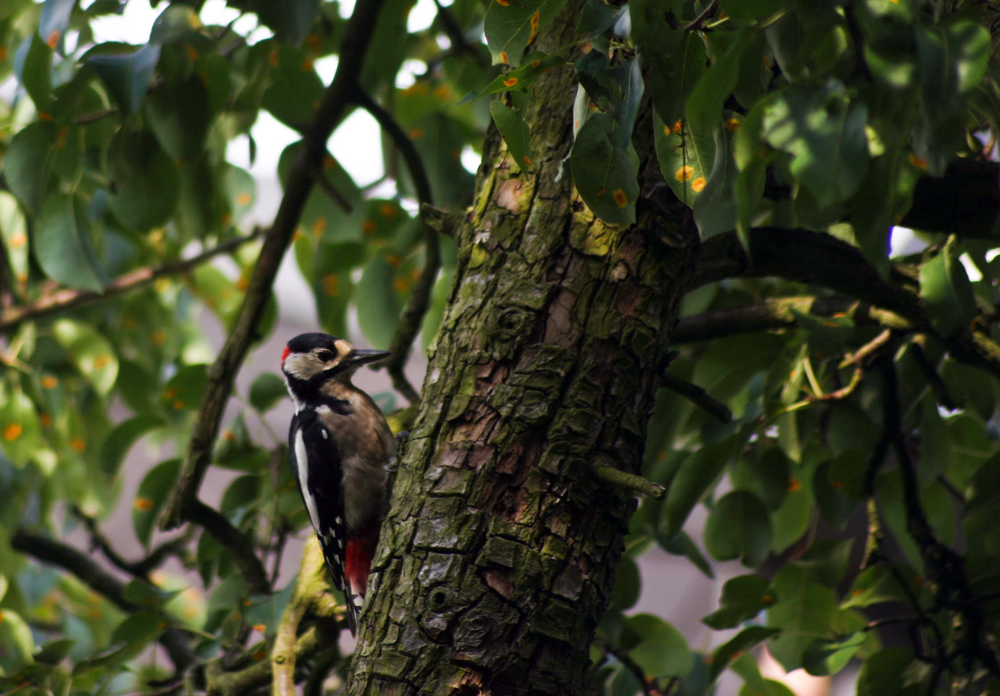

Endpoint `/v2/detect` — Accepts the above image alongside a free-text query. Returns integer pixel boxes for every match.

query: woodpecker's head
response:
[281,333,390,396]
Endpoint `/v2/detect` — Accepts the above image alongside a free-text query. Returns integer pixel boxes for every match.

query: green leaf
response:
[160,364,208,413]
[132,459,181,548]
[491,101,533,172]
[856,648,920,696]
[18,33,54,111]
[279,141,364,244]
[145,76,212,162]
[99,415,166,478]
[110,611,164,649]
[476,53,566,97]
[570,113,639,225]
[659,530,714,579]
[51,319,119,395]
[692,120,739,239]
[0,609,35,675]
[39,0,76,45]
[249,373,287,413]
[484,0,568,67]
[87,43,162,116]
[356,252,402,349]
[654,111,714,208]
[0,390,42,468]
[3,122,54,214]
[802,632,865,675]
[762,85,871,208]
[224,165,257,223]
[662,437,737,540]
[35,193,107,292]
[766,564,838,671]
[919,238,976,338]
[576,0,626,38]
[625,614,693,679]
[841,564,913,610]
[709,625,780,684]
[686,27,754,138]
[242,580,296,636]
[703,575,773,630]
[705,490,773,567]
[0,192,29,292]
[220,474,260,523]
[610,556,640,610]
[34,638,75,665]
[252,0,321,45]
[260,41,324,127]
[107,131,180,232]
[632,0,706,127]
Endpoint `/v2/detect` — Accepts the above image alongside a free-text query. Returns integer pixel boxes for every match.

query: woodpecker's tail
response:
[345,588,363,636]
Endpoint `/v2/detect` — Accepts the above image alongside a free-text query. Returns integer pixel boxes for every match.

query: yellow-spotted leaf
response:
[160,364,207,414]
[569,113,639,226]
[484,0,567,67]
[0,390,42,468]
[654,111,714,208]
[132,458,181,548]
[259,41,324,128]
[0,192,28,293]
[51,320,119,396]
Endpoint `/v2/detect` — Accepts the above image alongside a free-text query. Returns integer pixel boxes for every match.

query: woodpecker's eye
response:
[316,349,336,363]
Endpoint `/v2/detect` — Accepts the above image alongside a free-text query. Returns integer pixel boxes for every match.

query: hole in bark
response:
[433,591,447,606]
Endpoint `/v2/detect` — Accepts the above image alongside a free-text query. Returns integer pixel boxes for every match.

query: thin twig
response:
[661,371,732,424]
[0,227,264,334]
[75,506,189,579]
[188,500,270,596]
[683,0,718,31]
[159,0,387,532]
[355,90,440,405]
[75,108,118,125]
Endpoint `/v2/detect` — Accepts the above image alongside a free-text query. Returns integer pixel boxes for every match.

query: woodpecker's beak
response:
[346,348,391,367]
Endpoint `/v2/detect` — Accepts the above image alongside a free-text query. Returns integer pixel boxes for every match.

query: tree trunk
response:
[347,5,699,693]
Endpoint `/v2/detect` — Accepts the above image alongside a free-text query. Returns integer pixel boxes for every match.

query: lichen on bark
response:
[346,3,700,693]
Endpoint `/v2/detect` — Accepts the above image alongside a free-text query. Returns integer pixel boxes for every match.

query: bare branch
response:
[0,227,264,335]
[159,0,387,531]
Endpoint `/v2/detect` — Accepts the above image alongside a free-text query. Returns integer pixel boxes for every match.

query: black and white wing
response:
[288,408,349,600]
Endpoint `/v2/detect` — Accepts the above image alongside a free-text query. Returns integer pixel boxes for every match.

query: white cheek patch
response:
[284,354,318,381]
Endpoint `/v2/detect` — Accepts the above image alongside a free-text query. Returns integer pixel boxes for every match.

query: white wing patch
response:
[294,428,323,539]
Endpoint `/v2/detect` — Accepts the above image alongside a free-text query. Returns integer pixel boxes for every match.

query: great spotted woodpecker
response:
[281,332,393,636]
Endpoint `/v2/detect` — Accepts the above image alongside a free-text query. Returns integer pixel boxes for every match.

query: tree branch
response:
[689,229,924,322]
[75,506,189,579]
[672,296,911,344]
[355,90,440,405]
[187,500,270,596]
[0,227,264,335]
[159,0,387,531]
[11,528,196,673]
[660,371,732,423]
[689,228,1000,379]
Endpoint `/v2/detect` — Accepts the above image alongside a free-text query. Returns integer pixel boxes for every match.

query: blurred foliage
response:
[0,0,998,694]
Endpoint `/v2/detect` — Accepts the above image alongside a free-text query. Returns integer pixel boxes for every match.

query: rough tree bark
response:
[347,3,699,694]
